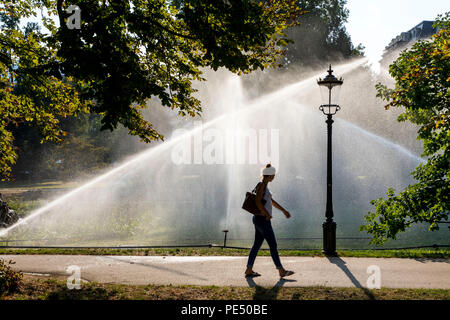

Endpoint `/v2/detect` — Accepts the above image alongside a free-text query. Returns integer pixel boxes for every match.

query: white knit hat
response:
[261,165,276,176]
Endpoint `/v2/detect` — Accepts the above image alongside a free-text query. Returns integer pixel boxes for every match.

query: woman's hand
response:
[272,199,290,218]
[282,209,291,219]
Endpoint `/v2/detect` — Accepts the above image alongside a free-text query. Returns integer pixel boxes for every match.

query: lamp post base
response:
[322,220,337,256]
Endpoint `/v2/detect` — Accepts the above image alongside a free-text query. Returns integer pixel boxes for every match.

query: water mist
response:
[1,58,446,249]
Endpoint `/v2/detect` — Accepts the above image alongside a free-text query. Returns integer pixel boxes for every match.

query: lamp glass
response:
[319,83,341,106]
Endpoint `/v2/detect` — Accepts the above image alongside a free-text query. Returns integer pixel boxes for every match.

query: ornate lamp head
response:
[317,65,343,115]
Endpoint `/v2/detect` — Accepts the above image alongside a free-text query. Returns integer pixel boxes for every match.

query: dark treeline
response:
[241,0,363,98]
[285,0,364,67]
[10,101,175,182]
[11,114,137,181]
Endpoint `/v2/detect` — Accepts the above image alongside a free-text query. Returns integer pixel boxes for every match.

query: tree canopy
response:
[360,13,450,244]
[0,0,303,180]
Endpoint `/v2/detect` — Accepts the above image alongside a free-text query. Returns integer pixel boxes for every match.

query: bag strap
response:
[252,182,266,195]
[251,182,259,194]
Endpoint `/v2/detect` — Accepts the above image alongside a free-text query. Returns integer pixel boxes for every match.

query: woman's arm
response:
[256,183,271,220]
[272,199,291,218]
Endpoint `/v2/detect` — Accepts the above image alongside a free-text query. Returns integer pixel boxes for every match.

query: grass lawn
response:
[0,247,449,259]
[1,275,449,300]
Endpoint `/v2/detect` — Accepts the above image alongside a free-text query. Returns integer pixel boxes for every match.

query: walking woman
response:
[245,164,295,278]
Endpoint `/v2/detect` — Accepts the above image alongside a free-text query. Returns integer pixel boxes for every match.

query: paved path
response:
[2,255,449,289]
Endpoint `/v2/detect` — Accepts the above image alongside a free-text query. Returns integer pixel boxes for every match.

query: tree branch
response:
[149,20,196,41]
[56,0,66,30]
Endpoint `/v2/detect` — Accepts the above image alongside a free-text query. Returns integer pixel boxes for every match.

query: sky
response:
[345,0,449,72]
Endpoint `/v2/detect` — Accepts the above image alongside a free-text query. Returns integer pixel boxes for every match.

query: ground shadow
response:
[326,256,375,300]
[413,258,450,264]
[45,286,110,300]
[104,256,208,281]
[246,277,297,300]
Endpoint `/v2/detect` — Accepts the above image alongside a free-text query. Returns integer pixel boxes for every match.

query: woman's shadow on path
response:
[246,277,297,300]
[246,257,377,300]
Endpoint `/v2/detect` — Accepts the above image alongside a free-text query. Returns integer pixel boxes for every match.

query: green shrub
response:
[0,259,23,296]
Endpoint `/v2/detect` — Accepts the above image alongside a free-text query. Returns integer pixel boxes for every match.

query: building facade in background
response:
[385,21,437,52]
[381,20,438,68]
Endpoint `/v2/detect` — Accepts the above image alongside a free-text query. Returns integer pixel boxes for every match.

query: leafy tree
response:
[1,3,92,180]
[360,13,449,244]
[0,0,303,180]
[284,0,364,67]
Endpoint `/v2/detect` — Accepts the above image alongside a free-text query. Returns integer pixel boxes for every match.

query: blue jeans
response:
[246,215,283,269]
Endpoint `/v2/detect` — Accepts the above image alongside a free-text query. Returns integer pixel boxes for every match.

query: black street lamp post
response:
[317,65,343,256]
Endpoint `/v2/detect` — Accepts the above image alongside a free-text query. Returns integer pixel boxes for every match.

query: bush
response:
[0,259,23,296]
